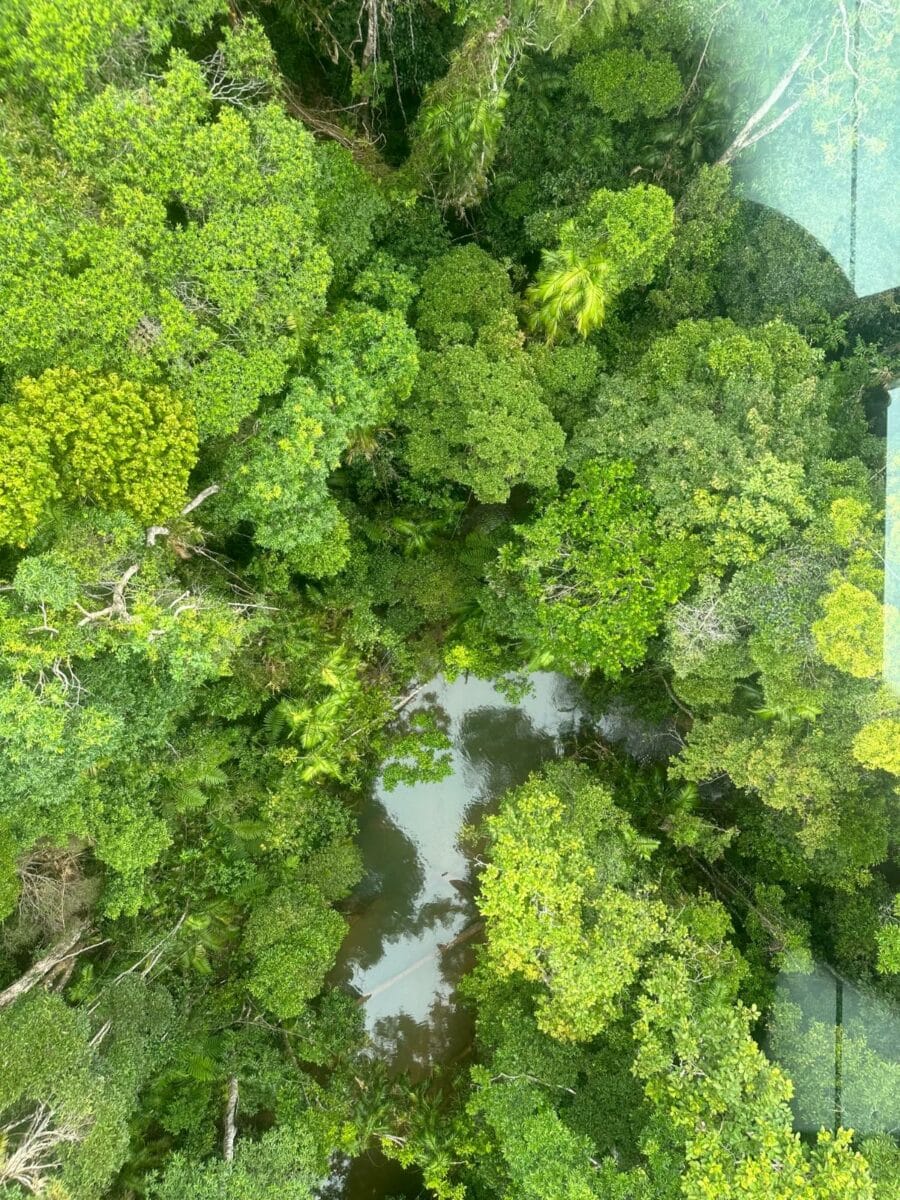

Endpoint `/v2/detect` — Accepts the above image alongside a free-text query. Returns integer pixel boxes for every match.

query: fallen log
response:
[0,923,87,1010]
[355,921,485,1005]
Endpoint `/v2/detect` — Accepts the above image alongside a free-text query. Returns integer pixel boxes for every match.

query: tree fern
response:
[160,737,233,817]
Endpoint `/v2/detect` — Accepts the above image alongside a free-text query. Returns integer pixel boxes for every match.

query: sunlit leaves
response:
[415,245,518,350]
[493,461,697,676]
[812,580,883,678]
[853,718,900,775]
[633,935,874,1200]
[219,302,417,574]
[568,318,828,569]
[148,1126,325,1200]
[573,47,682,122]
[479,768,665,1041]
[405,344,564,503]
[0,368,197,546]
[0,51,333,438]
[0,0,226,110]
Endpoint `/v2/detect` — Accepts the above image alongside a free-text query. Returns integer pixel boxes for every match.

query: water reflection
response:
[595,696,682,761]
[370,992,467,1075]
[458,705,560,800]
[331,673,586,1074]
[319,1150,424,1200]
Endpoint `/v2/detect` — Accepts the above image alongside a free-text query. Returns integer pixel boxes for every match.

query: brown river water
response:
[321,672,672,1197]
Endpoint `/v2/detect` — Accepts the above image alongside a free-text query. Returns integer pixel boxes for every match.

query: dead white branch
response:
[361,0,379,70]
[181,484,220,517]
[76,564,140,626]
[16,844,85,935]
[202,49,271,108]
[0,1103,89,1193]
[146,484,220,546]
[734,96,806,156]
[392,683,426,713]
[678,2,727,114]
[717,35,819,165]
[104,910,188,993]
[89,1019,112,1049]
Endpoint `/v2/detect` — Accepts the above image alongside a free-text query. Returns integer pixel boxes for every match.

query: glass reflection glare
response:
[716,0,899,1136]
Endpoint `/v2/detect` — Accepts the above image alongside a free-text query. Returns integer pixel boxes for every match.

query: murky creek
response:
[323,672,673,1197]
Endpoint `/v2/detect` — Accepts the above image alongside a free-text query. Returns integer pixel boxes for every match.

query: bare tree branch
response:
[0,1103,89,1193]
[356,921,483,1004]
[717,35,819,165]
[76,564,140,626]
[733,96,806,156]
[391,683,426,713]
[146,484,220,545]
[180,483,221,517]
[678,1,727,114]
[104,910,188,993]
[89,1019,112,1049]
[361,0,379,71]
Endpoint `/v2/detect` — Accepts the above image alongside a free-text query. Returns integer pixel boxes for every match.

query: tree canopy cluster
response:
[0,1,897,1198]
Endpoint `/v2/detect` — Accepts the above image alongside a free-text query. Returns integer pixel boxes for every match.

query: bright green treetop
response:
[479,766,665,1041]
[491,461,698,676]
[0,367,197,546]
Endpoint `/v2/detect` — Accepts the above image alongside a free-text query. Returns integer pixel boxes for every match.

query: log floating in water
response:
[355,921,485,1005]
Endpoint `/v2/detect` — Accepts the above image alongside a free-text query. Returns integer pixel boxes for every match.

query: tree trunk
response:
[355,921,484,1005]
[223,1076,239,1162]
[361,0,379,71]
[0,923,86,1010]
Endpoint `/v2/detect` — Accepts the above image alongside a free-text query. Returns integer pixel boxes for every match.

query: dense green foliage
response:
[0,1,897,1197]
